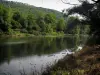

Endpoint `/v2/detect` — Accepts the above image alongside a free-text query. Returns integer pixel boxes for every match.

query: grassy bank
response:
[43,44,100,75]
[0,31,66,38]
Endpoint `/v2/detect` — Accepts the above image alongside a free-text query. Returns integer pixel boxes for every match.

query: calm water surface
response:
[0,36,88,75]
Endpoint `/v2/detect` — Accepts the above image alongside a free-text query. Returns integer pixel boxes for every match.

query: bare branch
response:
[61,0,79,5]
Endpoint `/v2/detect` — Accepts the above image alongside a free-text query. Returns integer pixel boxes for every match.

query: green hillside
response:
[0,0,66,36]
[0,0,63,18]
[0,0,89,36]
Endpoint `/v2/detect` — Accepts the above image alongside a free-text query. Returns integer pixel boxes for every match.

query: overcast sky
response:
[7,0,82,11]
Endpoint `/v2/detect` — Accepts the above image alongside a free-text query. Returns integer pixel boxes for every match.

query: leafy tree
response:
[12,12,21,22]
[73,25,81,35]
[44,13,57,32]
[44,24,53,33]
[64,0,100,37]
[57,18,65,31]
[11,19,21,29]
[65,16,80,34]
[0,4,12,32]
[44,13,56,24]
[27,14,36,31]
[19,17,28,29]
[36,15,45,32]
[82,25,90,34]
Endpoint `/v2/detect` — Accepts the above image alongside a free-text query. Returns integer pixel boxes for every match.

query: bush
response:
[28,30,40,35]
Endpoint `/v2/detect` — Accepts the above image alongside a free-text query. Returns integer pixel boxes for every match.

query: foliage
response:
[57,18,65,31]
[64,0,100,37]
[0,4,11,32]
[0,0,90,36]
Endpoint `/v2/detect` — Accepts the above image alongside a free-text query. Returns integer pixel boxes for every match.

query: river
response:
[0,36,88,75]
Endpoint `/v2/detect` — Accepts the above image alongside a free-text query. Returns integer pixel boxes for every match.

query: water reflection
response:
[0,36,88,75]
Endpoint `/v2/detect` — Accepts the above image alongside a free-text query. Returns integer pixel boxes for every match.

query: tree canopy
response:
[63,0,100,37]
[0,0,90,36]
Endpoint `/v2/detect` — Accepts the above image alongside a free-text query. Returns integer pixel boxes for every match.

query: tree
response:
[65,16,80,34]
[27,14,36,31]
[81,25,90,34]
[44,24,53,33]
[12,12,23,29]
[0,4,12,32]
[36,15,45,32]
[19,17,28,29]
[73,25,81,35]
[12,12,21,22]
[57,18,65,31]
[11,19,21,29]
[63,0,100,37]
[44,13,57,32]
[44,13,56,24]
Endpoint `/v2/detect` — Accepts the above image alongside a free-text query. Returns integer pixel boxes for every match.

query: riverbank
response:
[0,32,66,38]
[0,31,89,38]
[43,44,100,75]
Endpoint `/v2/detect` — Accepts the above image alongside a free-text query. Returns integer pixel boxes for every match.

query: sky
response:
[7,0,81,12]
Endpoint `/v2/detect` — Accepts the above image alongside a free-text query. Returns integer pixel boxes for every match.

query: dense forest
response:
[0,0,90,36]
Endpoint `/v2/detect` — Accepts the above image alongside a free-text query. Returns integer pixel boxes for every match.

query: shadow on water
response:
[0,35,88,75]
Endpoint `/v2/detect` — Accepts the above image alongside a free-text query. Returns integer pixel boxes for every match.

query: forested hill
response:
[0,0,90,36]
[0,0,67,36]
[0,0,63,18]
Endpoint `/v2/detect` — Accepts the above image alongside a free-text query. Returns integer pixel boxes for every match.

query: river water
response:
[0,36,88,75]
